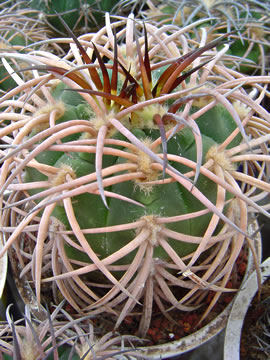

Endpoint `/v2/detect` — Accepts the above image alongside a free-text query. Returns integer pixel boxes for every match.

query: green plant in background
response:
[0,303,70,359]
[0,224,7,322]
[0,12,269,352]
[138,0,270,75]
[0,301,140,359]
[140,0,270,27]
[0,0,64,93]
[25,0,120,36]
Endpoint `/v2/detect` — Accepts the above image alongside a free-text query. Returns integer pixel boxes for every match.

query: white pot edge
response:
[223,256,270,360]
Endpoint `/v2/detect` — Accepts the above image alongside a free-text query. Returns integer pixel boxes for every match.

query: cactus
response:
[139,0,270,75]
[0,0,64,92]
[0,303,69,359]
[25,0,120,36]
[0,301,140,359]
[140,0,270,28]
[0,13,269,342]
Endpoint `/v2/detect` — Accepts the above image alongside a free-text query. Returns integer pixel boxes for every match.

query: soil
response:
[240,276,270,360]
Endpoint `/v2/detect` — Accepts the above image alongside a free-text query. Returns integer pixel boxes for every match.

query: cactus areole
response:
[24,23,242,276]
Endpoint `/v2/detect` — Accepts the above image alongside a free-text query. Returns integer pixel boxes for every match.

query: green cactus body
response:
[0,31,28,92]
[27,0,119,34]
[25,86,242,271]
[227,39,262,74]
